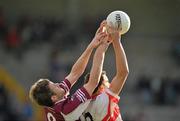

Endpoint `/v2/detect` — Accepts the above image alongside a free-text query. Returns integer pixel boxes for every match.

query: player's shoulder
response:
[94,88,120,100]
[92,88,120,106]
[44,106,55,112]
[44,106,65,121]
[44,106,58,117]
[49,99,66,113]
[105,88,120,99]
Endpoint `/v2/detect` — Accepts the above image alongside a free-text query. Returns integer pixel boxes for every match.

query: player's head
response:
[29,79,64,107]
[84,71,110,94]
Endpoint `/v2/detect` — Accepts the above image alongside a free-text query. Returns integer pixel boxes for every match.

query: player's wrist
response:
[84,44,94,55]
[113,38,121,45]
[102,42,110,51]
[96,44,108,53]
[88,42,97,49]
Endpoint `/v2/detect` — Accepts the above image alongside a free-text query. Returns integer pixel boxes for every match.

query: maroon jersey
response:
[44,79,91,121]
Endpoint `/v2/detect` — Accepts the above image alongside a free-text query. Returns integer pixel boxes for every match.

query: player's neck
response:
[92,87,105,97]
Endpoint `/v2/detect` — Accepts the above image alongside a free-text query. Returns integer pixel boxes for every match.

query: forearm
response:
[66,26,107,85]
[71,44,94,78]
[84,44,108,95]
[113,38,129,77]
[109,38,129,94]
[89,47,105,86]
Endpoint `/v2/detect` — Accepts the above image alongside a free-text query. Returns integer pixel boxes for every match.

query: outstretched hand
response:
[95,20,107,35]
[90,31,107,48]
[107,26,121,43]
[90,20,116,49]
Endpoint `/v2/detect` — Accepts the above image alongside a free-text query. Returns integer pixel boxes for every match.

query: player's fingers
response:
[98,32,107,40]
[102,33,112,43]
[98,34,109,44]
[100,21,107,31]
[97,31,106,36]
[100,20,107,26]
[98,26,103,34]
[95,20,106,34]
[107,35,113,43]
[97,25,105,34]
[104,36,112,44]
[95,28,100,35]
[96,20,107,34]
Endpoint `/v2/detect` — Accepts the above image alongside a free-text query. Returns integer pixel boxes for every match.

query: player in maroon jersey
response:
[29,21,111,121]
[79,26,129,121]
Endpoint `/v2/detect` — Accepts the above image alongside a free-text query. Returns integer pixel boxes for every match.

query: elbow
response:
[125,67,129,76]
[122,70,129,78]
[123,68,129,77]
[70,68,83,79]
[117,68,129,79]
[122,65,129,77]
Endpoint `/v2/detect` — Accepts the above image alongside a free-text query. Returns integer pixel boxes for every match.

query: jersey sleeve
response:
[55,87,91,121]
[58,79,71,94]
[105,88,120,101]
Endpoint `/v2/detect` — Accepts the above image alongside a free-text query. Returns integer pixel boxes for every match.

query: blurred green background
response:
[0,0,180,121]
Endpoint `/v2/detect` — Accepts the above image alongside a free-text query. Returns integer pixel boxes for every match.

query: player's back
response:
[79,88,123,121]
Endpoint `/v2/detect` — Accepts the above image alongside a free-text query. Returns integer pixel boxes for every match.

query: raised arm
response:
[65,24,106,86]
[109,31,129,95]
[84,35,110,95]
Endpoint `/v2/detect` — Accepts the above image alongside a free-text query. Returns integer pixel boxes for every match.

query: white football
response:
[106,10,131,35]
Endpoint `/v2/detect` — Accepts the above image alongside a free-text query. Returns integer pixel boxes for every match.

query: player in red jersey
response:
[29,21,111,121]
[79,25,129,121]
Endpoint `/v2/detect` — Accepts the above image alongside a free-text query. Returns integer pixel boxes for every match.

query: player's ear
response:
[51,95,58,102]
[97,84,106,93]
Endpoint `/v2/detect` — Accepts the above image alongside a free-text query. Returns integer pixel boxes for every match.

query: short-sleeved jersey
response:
[79,88,122,121]
[44,79,91,121]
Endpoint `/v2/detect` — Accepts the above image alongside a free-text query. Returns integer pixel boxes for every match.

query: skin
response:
[46,21,111,103]
[92,25,129,96]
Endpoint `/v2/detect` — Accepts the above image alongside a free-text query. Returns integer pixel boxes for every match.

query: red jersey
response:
[79,89,122,121]
[44,79,91,121]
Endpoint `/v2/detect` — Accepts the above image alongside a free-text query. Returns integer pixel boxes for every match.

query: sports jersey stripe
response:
[59,80,71,93]
[64,79,71,89]
[76,94,84,102]
[62,82,68,92]
[76,90,86,102]
[62,81,70,91]
[102,92,121,121]
[80,87,91,99]
[59,83,68,93]
[78,89,86,99]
